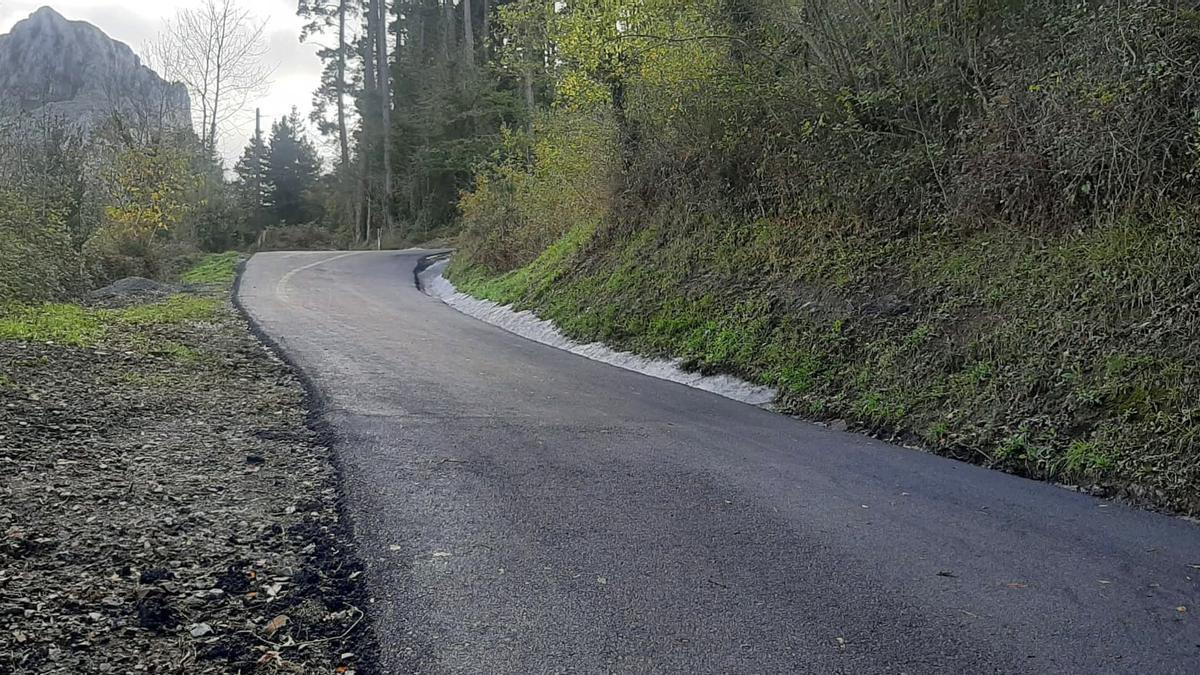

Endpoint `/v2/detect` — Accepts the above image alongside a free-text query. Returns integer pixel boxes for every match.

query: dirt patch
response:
[0,287,377,672]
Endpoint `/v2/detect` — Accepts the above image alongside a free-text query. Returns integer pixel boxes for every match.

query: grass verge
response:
[181,251,240,285]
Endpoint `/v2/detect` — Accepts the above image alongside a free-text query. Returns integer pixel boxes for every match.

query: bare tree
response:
[151,0,273,153]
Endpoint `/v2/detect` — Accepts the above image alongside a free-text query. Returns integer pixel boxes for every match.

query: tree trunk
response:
[523,68,535,117]
[336,0,350,168]
[208,0,231,154]
[443,0,453,61]
[462,0,474,62]
[360,6,378,244]
[375,0,393,233]
[481,0,489,59]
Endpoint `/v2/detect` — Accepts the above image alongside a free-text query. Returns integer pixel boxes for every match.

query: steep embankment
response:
[450,213,1200,514]
[445,2,1200,515]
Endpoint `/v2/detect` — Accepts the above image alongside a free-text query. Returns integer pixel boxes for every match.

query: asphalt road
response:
[239,250,1200,674]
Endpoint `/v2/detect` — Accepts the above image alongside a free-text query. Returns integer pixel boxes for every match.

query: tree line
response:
[302,0,1200,263]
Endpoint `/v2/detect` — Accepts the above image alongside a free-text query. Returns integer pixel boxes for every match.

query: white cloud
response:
[0,0,328,167]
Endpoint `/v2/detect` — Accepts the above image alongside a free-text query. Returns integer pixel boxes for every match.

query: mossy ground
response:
[450,211,1200,515]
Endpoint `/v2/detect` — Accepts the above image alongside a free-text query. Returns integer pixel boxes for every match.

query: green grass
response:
[181,252,239,285]
[117,296,218,326]
[0,295,219,348]
[0,303,105,346]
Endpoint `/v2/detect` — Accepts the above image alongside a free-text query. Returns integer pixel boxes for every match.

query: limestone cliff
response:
[0,6,190,131]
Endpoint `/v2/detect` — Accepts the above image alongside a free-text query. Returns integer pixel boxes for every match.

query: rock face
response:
[0,6,191,131]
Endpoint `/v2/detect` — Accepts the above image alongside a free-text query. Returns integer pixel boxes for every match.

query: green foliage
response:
[101,142,195,239]
[0,189,81,304]
[256,223,337,251]
[117,296,218,326]
[181,252,240,285]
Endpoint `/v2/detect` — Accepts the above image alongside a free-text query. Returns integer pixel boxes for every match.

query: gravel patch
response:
[89,277,181,303]
[0,287,377,673]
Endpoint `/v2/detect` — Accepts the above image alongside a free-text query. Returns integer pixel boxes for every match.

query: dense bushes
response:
[461,1,1200,269]
[449,0,1200,513]
[0,190,81,303]
[255,223,338,252]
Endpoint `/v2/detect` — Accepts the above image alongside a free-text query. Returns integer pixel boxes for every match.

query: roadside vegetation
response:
[0,108,328,308]
[389,0,1200,515]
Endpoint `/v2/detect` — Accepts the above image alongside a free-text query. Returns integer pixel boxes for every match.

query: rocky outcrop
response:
[0,6,191,131]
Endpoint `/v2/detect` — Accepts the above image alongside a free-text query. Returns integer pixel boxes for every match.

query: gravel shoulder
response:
[0,279,377,673]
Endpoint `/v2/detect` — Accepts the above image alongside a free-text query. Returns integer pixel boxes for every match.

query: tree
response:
[153,0,273,154]
[264,110,323,225]
[497,0,555,116]
[371,0,393,231]
[233,110,271,236]
[463,0,475,60]
[298,0,358,169]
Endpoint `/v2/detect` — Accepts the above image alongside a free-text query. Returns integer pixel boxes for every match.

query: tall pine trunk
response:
[463,0,474,62]
[443,0,453,61]
[358,8,378,246]
[375,0,393,237]
[336,0,350,168]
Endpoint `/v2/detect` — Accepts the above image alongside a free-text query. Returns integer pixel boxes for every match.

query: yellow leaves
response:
[101,143,195,238]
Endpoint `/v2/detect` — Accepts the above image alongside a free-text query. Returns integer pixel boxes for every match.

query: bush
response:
[458,112,617,274]
[255,223,337,251]
[81,227,200,288]
[0,190,81,303]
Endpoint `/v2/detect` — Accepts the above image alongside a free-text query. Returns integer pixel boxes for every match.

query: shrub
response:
[255,223,337,251]
[0,189,81,303]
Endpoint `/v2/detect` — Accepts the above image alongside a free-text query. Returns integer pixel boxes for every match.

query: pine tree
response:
[264,109,322,225]
[233,110,270,237]
[298,0,357,169]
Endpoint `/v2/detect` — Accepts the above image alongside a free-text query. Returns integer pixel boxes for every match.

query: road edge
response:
[231,255,382,673]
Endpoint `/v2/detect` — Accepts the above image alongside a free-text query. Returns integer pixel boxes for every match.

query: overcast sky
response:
[0,0,326,167]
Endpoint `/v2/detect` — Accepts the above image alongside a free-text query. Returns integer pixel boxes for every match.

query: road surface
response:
[239,250,1200,674]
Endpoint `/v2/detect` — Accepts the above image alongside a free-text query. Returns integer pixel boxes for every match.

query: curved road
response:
[239,250,1200,674]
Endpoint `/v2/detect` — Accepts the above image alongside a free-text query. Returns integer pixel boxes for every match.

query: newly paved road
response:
[239,250,1200,674]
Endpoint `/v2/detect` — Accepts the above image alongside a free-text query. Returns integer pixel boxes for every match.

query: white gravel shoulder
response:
[419,259,777,407]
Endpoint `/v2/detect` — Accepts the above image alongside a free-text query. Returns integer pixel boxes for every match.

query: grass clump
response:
[181,252,239,285]
[0,304,105,346]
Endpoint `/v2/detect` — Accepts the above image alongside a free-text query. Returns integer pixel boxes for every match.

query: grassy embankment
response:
[450,213,1200,514]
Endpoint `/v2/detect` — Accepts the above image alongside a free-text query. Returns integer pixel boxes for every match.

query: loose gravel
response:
[0,286,377,673]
